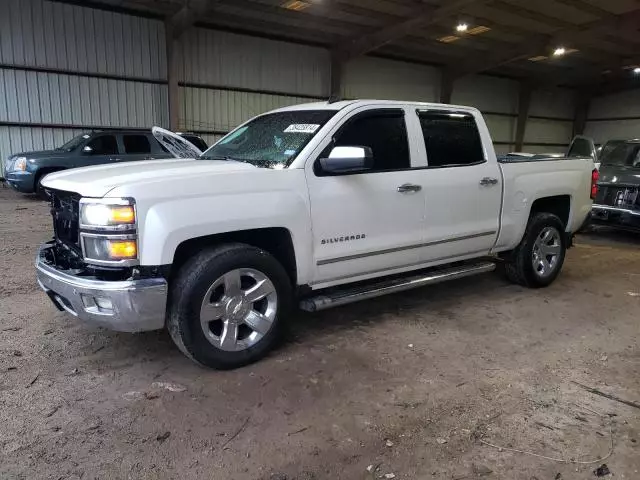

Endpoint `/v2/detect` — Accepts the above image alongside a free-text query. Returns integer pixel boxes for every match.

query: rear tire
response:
[167,243,292,369]
[503,212,567,288]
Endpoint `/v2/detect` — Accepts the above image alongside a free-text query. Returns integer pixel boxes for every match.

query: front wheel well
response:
[171,228,297,285]
[529,195,571,229]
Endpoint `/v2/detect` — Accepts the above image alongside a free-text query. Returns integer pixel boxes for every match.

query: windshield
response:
[57,133,91,152]
[598,140,625,160]
[200,110,337,168]
[600,143,640,168]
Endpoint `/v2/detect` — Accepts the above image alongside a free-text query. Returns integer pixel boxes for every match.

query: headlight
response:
[80,200,136,230]
[14,157,27,171]
[79,198,138,265]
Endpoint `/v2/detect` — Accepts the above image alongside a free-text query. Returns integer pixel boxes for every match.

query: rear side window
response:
[334,110,410,171]
[86,135,119,155]
[123,135,151,154]
[418,111,484,167]
[567,138,593,158]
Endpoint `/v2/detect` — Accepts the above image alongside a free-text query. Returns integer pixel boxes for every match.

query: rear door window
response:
[417,111,484,167]
[123,135,152,154]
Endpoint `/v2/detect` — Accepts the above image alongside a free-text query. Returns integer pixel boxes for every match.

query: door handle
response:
[397,183,422,193]
[479,177,499,186]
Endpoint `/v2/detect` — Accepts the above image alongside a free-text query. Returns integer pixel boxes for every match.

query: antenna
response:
[327,94,341,104]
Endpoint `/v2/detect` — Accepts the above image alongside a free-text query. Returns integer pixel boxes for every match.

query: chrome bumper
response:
[36,244,167,332]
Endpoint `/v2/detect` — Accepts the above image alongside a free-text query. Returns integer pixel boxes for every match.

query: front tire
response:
[503,212,567,288]
[167,244,292,369]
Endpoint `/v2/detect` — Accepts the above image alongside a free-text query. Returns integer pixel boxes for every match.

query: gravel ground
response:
[1,185,639,480]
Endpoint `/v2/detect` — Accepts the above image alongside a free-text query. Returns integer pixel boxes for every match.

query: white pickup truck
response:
[37,100,596,369]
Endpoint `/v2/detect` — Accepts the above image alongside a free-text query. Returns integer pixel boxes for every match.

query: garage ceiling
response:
[69,0,640,91]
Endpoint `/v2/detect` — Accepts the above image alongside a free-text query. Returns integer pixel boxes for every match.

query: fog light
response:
[108,240,137,259]
[95,296,113,311]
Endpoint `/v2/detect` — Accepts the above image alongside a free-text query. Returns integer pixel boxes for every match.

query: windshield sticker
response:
[284,149,296,156]
[284,124,320,133]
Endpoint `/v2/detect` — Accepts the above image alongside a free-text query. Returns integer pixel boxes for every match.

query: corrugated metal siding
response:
[0,69,168,127]
[0,0,166,79]
[179,86,313,133]
[524,119,572,146]
[530,88,574,118]
[483,114,516,146]
[588,89,640,118]
[452,76,519,114]
[341,57,440,102]
[177,28,329,97]
[584,120,639,144]
[584,90,640,144]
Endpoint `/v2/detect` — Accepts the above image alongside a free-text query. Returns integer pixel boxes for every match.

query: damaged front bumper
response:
[36,243,167,332]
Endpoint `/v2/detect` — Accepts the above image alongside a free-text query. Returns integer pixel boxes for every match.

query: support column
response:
[439,70,454,104]
[515,83,532,152]
[165,21,180,131]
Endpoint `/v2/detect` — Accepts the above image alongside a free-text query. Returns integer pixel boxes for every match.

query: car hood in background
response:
[41,158,257,197]
[12,150,71,159]
[598,165,640,186]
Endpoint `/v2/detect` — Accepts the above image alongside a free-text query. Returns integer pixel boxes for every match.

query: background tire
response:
[167,243,292,369]
[504,212,567,288]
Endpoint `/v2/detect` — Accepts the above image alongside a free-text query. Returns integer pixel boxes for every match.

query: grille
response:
[595,185,639,210]
[50,190,81,249]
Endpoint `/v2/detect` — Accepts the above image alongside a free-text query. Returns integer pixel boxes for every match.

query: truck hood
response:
[598,165,640,186]
[41,158,257,197]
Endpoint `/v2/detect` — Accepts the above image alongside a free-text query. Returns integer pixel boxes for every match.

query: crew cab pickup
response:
[36,100,596,369]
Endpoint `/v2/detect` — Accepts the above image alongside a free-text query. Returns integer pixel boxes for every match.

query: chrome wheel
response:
[200,268,278,352]
[532,226,562,278]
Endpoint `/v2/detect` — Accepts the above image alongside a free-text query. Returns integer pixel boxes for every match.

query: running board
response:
[299,261,496,312]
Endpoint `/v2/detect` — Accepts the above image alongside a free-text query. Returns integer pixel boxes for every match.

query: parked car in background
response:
[591,139,640,231]
[3,130,206,195]
[35,100,595,369]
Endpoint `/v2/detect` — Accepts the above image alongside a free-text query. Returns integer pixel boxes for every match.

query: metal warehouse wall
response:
[0,0,168,175]
[176,27,330,146]
[584,90,640,144]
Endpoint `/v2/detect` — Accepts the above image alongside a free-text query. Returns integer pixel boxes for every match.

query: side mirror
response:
[82,145,93,154]
[319,146,373,174]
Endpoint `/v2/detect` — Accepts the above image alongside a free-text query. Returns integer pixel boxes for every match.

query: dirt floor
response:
[1,185,639,480]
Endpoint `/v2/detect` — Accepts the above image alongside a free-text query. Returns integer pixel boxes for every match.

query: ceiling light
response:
[456,23,468,32]
[280,0,310,11]
[634,67,640,74]
[553,47,566,56]
[467,26,491,35]
[437,35,460,43]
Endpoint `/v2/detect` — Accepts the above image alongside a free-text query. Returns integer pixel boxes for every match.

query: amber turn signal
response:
[107,240,137,259]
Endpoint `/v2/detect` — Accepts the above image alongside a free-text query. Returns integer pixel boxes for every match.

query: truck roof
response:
[270,99,481,114]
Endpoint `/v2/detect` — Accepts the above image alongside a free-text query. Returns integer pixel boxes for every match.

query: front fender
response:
[137,190,313,284]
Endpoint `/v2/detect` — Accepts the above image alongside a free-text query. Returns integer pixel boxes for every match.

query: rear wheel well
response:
[529,195,570,228]
[171,228,297,285]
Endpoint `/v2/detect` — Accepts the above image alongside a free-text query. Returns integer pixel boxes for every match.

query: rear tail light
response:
[590,168,599,200]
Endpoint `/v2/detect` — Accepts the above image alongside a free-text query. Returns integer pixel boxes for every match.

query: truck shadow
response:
[287,271,514,343]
